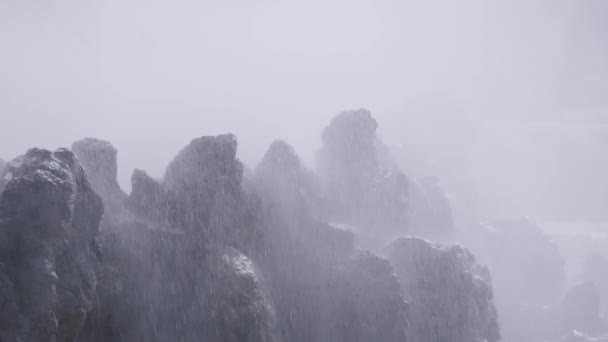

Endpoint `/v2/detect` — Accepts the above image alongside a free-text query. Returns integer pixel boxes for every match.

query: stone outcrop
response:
[386,237,500,342]
[0,148,103,341]
[253,140,409,342]
[316,109,410,246]
[80,135,278,342]
[72,138,126,214]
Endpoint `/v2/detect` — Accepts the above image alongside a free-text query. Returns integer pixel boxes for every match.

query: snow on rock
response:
[385,236,500,342]
[0,148,103,341]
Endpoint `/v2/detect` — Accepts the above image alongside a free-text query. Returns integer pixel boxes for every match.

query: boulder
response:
[0,148,103,341]
[386,237,500,342]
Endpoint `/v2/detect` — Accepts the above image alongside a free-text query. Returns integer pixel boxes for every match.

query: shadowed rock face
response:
[72,138,126,214]
[0,148,103,341]
[80,135,278,342]
[164,134,246,241]
[386,237,500,342]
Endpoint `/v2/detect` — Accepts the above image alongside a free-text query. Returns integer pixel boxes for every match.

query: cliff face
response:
[0,109,504,342]
[0,148,103,341]
[77,135,277,342]
[386,237,500,342]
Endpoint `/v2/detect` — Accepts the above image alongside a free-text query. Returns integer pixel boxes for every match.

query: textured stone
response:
[386,237,500,342]
[0,148,103,341]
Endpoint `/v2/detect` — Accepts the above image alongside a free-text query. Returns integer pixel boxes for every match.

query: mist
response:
[1,1,608,341]
[3,0,607,217]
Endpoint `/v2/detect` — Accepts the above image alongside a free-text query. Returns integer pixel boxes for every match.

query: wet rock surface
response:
[386,237,500,342]
[0,148,103,341]
[0,110,505,342]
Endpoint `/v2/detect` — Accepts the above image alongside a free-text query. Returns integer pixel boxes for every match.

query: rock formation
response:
[316,109,410,247]
[0,148,103,341]
[78,135,277,342]
[581,253,608,315]
[254,139,409,342]
[386,237,500,342]
[72,138,126,214]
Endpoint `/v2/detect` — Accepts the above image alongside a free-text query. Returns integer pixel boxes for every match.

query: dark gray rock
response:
[81,135,278,342]
[386,237,500,342]
[0,148,103,341]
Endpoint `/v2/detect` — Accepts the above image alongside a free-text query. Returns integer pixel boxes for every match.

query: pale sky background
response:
[1,0,607,221]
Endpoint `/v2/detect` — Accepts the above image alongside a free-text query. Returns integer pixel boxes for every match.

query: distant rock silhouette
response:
[72,138,126,215]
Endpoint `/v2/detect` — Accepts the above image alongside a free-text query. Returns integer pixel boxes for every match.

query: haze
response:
[1,0,607,222]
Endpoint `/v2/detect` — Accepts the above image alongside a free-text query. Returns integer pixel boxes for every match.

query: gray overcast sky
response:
[1,0,607,220]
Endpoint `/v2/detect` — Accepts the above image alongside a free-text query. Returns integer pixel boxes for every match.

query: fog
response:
[2,0,607,222]
[1,1,608,341]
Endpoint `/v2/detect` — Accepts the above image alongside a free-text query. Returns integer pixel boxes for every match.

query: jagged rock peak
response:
[72,137,126,211]
[0,148,103,341]
[321,108,378,163]
[386,236,500,342]
[164,133,242,191]
[257,140,301,173]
